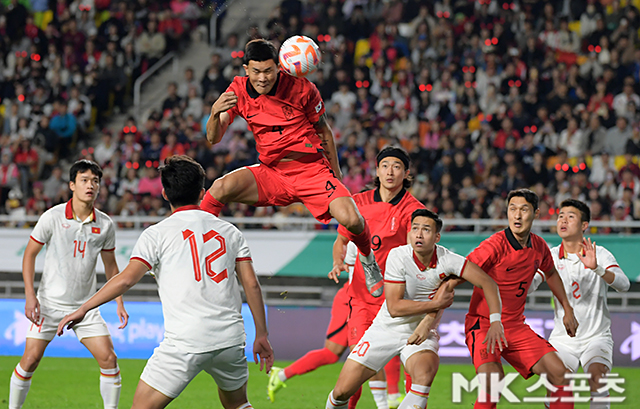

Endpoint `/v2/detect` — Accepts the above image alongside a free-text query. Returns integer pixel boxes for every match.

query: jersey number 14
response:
[182,229,228,283]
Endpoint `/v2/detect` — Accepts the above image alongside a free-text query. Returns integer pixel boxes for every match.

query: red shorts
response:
[347,298,383,346]
[325,285,350,347]
[246,153,352,224]
[465,316,556,379]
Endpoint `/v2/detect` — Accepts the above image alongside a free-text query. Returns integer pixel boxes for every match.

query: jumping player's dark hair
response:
[244,39,278,65]
[70,159,102,183]
[506,188,539,211]
[411,208,443,233]
[373,145,412,189]
[560,199,591,223]
[159,155,205,208]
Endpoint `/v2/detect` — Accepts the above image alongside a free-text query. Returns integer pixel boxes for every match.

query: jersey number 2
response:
[183,229,228,283]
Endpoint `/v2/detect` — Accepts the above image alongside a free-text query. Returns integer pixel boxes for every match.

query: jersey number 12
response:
[183,229,228,283]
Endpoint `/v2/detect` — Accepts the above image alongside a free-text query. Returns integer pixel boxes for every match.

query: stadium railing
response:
[133,52,179,121]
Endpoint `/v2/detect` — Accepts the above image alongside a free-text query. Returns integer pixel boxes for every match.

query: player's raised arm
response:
[206,91,236,145]
[544,265,579,337]
[57,259,149,336]
[101,250,129,329]
[329,233,350,283]
[22,238,44,324]
[236,260,273,373]
[313,113,342,180]
[578,238,630,292]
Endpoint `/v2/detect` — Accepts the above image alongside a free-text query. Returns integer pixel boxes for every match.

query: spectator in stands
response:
[605,117,632,156]
[49,100,77,161]
[136,20,166,68]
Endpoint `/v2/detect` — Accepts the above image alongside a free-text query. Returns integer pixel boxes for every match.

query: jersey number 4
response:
[183,229,228,283]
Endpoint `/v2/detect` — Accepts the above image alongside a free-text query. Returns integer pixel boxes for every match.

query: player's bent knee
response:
[98,352,118,369]
[20,355,42,372]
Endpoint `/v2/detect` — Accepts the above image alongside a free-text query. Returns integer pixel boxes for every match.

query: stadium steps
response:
[2,271,640,310]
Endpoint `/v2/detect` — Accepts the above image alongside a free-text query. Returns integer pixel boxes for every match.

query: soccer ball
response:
[279,35,321,78]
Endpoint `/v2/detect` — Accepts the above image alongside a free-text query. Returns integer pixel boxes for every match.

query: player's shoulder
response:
[529,232,549,248]
[94,207,114,225]
[352,189,374,206]
[549,243,561,257]
[400,190,424,208]
[228,75,248,93]
[595,244,615,259]
[389,243,412,259]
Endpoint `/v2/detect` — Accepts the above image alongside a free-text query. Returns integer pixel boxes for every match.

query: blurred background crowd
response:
[1,0,640,234]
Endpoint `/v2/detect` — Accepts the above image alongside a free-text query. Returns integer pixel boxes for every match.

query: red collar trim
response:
[65,199,96,221]
[172,205,202,214]
[413,248,438,271]
[559,241,585,259]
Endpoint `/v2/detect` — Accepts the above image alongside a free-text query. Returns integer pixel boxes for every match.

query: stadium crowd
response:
[1,0,640,233]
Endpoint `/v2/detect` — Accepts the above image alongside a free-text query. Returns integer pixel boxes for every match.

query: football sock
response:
[344,222,372,257]
[590,390,609,409]
[549,385,574,409]
[404,372,412,393]
[326,391,349,409]
[200,192,224,216]
[398,384,430,409]
[370,381,389,409]
[99,366,121,409]
[385,356,401,395]
[9,364,33,409]
[348,386,362,409]
[236,403,253,409]
[284,348,340,379]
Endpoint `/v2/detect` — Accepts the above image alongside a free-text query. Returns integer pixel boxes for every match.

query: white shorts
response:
[347,322,439,373]
[140,339,249,399]
[26,304,110,342]
[550,334,614,372]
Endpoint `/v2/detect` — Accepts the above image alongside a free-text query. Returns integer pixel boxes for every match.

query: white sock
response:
[388,392,402,401]
[590,390,610,409]
[9,364,33,409]
[278,370,287,382]
[100,366,121,409]
[326,390,349,409]
[370,380,389,409]
[398,384,430,409]
[236,403,253,409]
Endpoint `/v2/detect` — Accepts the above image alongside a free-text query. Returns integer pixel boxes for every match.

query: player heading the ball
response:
[202,38,384,297]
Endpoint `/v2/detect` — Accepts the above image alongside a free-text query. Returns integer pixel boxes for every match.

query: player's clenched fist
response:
[211,92,238,116]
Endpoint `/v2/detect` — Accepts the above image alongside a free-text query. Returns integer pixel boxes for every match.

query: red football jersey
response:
[338,188,425,306]
[467,228,554,325]
[225,73,325,165]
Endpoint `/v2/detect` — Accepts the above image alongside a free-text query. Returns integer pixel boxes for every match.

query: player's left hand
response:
[253,334,274,373]
[577,237,597,270]
[563,307,579,337]
[483,321,508,354]
[407,313,436,345]
[56,309,87,336]
[116,303,129,329]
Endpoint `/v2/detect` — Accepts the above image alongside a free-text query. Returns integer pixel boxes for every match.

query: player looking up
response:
[530,199,630,409]
[201,38,383,296]
[58,156,273,409]
[325,209,505,409]
[328,146,425,409]
[9,160,128,409]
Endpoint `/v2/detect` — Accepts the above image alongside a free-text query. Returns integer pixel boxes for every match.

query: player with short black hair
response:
[58,155,273,409]
[9,160,127,409]
[202,38,383,300]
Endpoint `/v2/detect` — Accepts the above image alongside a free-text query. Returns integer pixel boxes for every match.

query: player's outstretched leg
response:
[398,350,439,409]
[9,338,48,409]
[329,197,383,297]
[531,352,574,409]
[81,336,121,409]
[327,359,377,409]
[201,168,259,216]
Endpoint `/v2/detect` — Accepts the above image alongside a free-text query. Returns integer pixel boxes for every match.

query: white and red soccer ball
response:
[279,35,321,78]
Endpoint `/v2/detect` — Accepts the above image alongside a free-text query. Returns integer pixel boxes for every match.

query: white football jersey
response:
[31,200,116,310]
[548,243,629,342]
[374,244,467,334]
[130,206,252,354]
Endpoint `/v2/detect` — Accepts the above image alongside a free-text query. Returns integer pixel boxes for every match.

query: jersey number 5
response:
[183,229,228,283]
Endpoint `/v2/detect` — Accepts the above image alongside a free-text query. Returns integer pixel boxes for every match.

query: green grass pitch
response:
[0,356,637,408]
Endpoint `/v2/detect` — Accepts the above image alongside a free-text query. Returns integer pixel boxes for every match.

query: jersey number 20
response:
[183,229,228,283]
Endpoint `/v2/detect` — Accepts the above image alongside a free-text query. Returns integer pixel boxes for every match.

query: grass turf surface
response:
[0,356,637,408]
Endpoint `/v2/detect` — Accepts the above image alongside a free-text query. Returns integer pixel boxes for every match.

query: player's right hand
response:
[24,294,40,325]
[432,282,455,310]
[56,309,87,336]
[407,313,436,345]
[253,334,274,373]
[483,321,508,354]
[211,92,238,116]
[328,261,348,283]
[563,307,579,337]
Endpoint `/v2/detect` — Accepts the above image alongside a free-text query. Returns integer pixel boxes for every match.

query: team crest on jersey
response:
[282,105,294,120]
[315,101,322,113]
[61,223,70,229]
[416,273,426,281]
[390,216,398,233]
[533,260,540,271]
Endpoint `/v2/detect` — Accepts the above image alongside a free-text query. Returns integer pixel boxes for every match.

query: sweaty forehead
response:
[247,60,277,71]
[412,216,435,228]
[508,197,533,208]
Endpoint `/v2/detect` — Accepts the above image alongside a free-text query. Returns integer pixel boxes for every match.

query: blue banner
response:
[0,299,260,360]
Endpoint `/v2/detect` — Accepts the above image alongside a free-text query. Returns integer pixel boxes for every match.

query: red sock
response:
[200,192,224,216]
[342,222,372,257]
[348,386,362,409]
[284,348,339,379]
[405,372,412,393]
[385,356,401,395]
[549,385,574,409]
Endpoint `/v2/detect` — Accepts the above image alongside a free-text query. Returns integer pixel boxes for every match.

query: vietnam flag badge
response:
[91,227,101,234]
